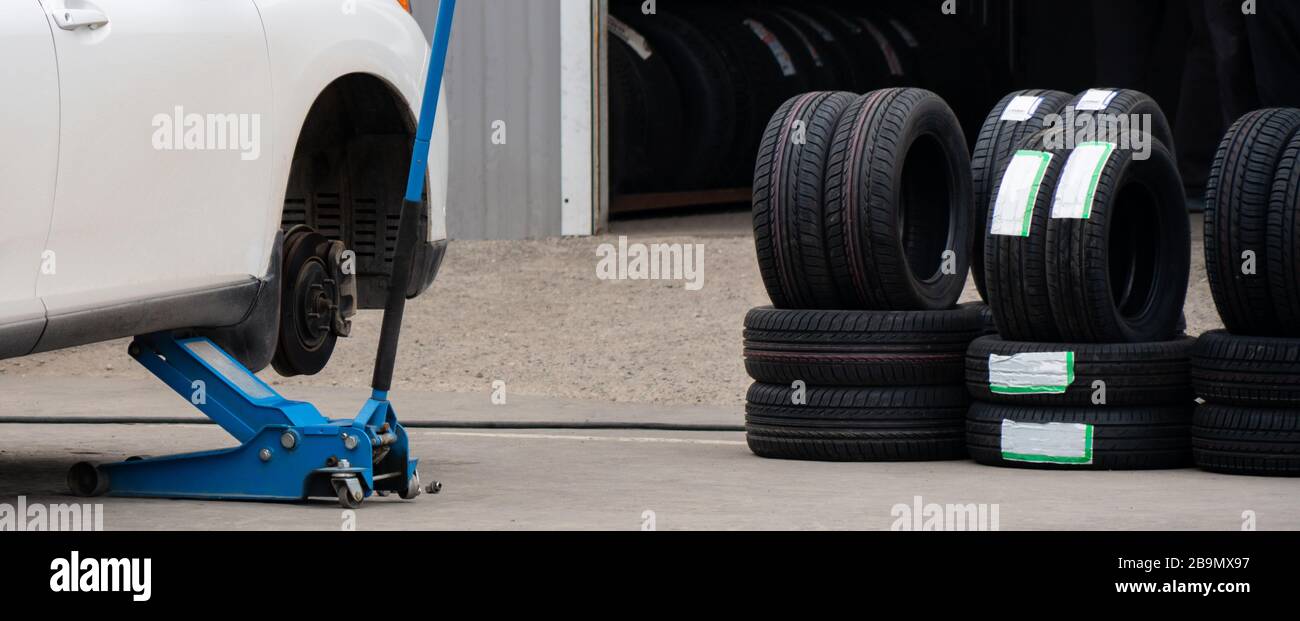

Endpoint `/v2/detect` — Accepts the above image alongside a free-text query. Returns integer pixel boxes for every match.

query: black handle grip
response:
[371,199,424,393]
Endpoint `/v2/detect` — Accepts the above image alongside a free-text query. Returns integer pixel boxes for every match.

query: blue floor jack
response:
[66,0,458,509]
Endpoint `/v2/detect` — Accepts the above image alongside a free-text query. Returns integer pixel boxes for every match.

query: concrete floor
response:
[2,377,1295,531]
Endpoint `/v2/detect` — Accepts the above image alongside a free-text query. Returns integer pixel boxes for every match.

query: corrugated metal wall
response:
[415,0,563,240]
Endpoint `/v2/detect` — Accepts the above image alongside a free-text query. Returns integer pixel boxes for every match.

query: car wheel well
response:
[282,73,427,309]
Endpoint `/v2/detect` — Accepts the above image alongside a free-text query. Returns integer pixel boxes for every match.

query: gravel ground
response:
[0,212,1222,406]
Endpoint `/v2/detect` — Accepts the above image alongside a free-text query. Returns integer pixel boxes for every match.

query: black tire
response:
[1204,108,1300,334]
[877,12,922,84]
[823,88,973,310]
[776,7,862,91]
[1267,124,1300,333]
[1045,139,1190,343]
[803,6,894,92]
[966,336,1195,406]
[967,402,1193,470]
[743,305,984,386]
[745,7,836,92]
[891,2,1002,142]
[606,35,641,194]
[839,7,914,84]
[746,383,968,462]
[983,127,1069,341]
[1193,404,1300,477]
[752,92,857,309]
[970,90,1073,301]
[616,10,737,190]
[973,302,997,336]
[1064,88,1176,157]
[1191,330,1300,407]
[675,5,805,185]
[605,17,685,193]
[729,9,812,98]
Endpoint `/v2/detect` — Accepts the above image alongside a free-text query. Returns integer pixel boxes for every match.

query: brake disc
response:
[271,227,355,377]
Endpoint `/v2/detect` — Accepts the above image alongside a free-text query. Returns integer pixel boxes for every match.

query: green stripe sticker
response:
[1051,141,1116,220]
[988,351,1076,395]
[1001,420,1095,465]
[990,150,1053,237]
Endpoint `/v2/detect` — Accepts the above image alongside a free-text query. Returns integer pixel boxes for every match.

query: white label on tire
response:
[1001,420,1094,465]
[1076,89,1119,111]
[744,19,798,77]
[1051,142,1116,220]
[608,16,653,61]
[1000,96,1046,122]
[991,150,1054,237]
[988,351,1075,394]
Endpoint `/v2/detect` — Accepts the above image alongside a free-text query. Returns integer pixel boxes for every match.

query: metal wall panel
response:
[415,0,563,240]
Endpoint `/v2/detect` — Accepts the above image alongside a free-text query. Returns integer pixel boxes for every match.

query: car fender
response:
[252,0,449,276]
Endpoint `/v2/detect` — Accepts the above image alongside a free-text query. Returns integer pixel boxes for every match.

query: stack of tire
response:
[607,1,998,195]
[968,88,1197,470]
[745,88,984,462]
[1194,108,1300,477]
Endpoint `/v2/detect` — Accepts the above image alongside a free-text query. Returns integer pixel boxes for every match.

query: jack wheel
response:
[400,471,423,500]
[272,227,344,377]
[68,462,109,497]
[332,477,365,509]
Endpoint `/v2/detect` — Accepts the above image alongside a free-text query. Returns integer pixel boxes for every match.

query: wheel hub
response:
[272,227,357,377]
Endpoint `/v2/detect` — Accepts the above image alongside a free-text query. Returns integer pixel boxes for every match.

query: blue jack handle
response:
[372,0,457,396]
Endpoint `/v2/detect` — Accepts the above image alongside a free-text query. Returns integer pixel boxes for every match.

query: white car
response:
[0,0,450,376]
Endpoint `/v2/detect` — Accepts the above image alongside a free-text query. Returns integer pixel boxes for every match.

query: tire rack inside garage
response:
[606,0,1011,217]
[605,0,1206,219]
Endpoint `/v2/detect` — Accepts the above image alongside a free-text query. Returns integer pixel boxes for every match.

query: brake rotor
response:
[272,227,353,377]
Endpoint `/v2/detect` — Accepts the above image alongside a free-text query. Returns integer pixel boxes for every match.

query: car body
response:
[0,0,449,371]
